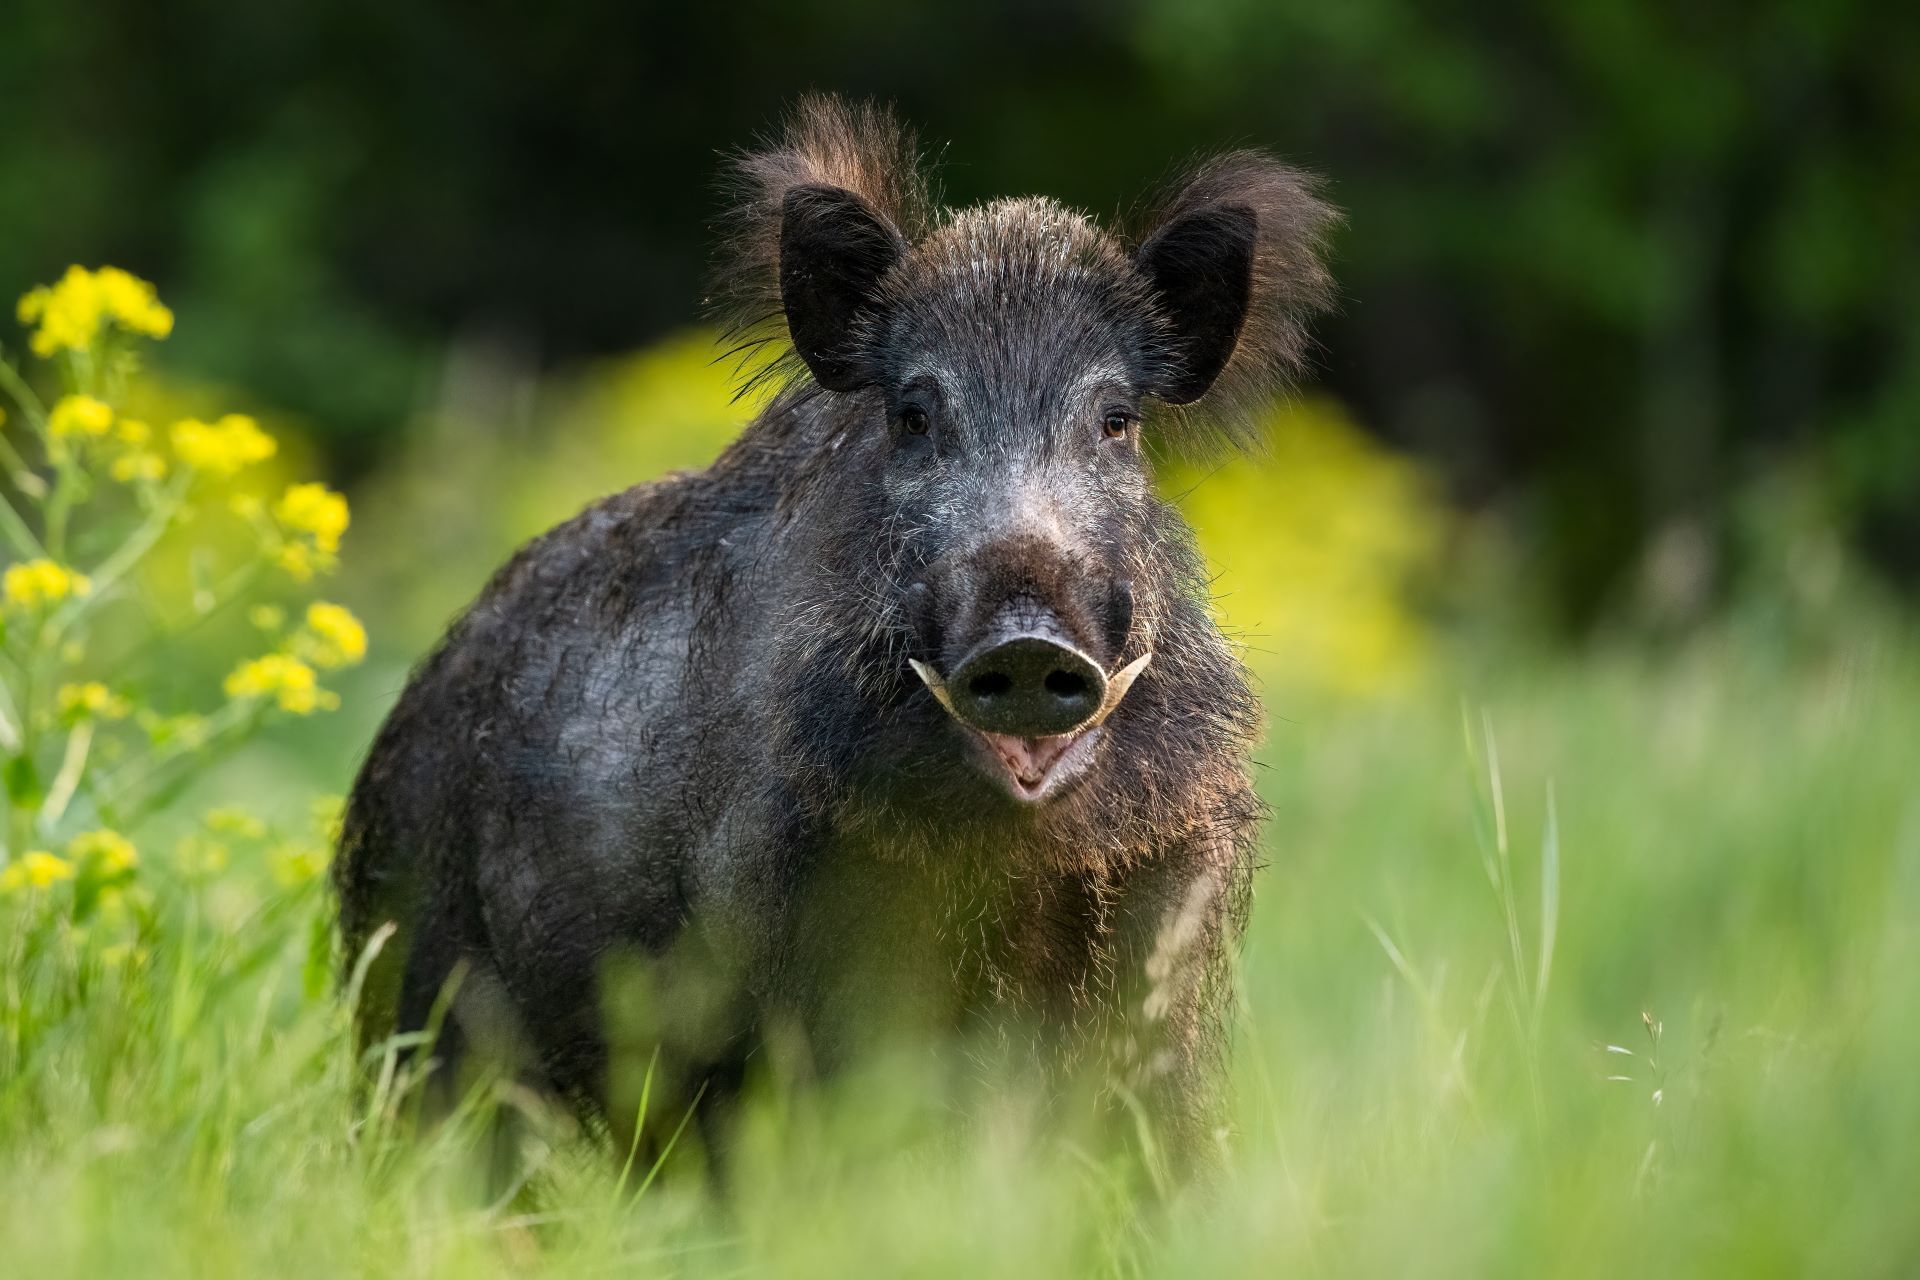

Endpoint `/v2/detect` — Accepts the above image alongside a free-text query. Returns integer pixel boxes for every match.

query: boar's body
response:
[336,97,1335,1169]
[339,390,1255,1153]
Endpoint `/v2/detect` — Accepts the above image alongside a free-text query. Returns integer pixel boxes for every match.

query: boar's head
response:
[717,98,1337,808]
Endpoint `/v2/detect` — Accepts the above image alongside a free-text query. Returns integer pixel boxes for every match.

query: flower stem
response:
[94,699,262,827]
[0,354,49,435]
[48,472,191,643]
[38,720,92,832]
[0,491,43,559]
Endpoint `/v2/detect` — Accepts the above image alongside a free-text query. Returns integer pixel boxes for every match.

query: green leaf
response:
[302,905,334,1003]
[4,752,43,807]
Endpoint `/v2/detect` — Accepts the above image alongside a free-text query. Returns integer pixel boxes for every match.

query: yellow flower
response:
[269,842,328,888]
[0,850,76,893]
[310,793,346,841]
[224,653,337,715]
[94,266,174,339]
[274,482,350,553]
[105,417,167,482]
[269,483,349,580]
[58,681,131,721]
[110,451,168,483]
[68,829,138,876]
[17,267,103,356]
[305,601,367,668]
[205,807,266,838]
[247,604,285,631]
[275,542,315,581]
[48,394,114,439]
[3,559,93,609]
[173,835,230,878]
[140,711,210,751]
[16,265,172,357]
[170,414,277,477]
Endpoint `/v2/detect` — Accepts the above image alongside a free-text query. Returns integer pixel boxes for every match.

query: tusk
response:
[1084,651,1152,728]
[908,658,958,718]
[910,650,1152,730]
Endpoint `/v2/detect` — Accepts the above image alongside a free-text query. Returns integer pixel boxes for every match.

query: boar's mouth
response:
[908,652,1151,802]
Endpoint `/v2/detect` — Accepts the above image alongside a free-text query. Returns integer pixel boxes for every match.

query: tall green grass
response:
[3,615,1917,1276]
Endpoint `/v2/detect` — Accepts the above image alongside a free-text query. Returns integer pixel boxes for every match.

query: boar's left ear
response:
[780,185,906,391]
[1134,203,1258,405]
[1132,153,1341,438]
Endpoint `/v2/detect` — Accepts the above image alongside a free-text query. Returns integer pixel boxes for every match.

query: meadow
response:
[3,272,1918,1276]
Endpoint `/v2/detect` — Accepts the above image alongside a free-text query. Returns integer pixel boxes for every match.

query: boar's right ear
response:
[711,96,932,397]
[779,184,906,392]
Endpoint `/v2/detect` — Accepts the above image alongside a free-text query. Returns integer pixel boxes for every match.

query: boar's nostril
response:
[969,671,1013,698]
[947,634,1107,738]
[1044,670,1089,698]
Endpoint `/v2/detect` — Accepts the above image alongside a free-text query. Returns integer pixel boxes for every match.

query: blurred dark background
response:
[3,0,1915,628]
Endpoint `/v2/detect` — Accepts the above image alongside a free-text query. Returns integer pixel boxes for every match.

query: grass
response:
[3,609,1918,1277]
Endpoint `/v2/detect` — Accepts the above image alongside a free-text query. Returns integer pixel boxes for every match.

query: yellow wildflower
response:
[170,414,277,477]
[16,265,172,357]
[3,559,92,609]
[0,851,77,893]
[311,793,346,841]
[173,835,230,878]
[206,807,266,838]
[94,267,174,339]
[274,482,350,552]
[68,829,138,876]
[110,451,167,483]
[224,653,337,714]
[58,682,132,721]
[48,394,114,439]
[276,542,315,581]
[269,843,328,888]
[17,267,103,356]
[107,418,166,481]
[305,601,367,668]
[140,711,210,751]
[247,604,285,631]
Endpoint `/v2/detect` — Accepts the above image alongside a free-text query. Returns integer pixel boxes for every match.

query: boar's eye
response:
[900,405,931,436]
[1101,409,1135,441]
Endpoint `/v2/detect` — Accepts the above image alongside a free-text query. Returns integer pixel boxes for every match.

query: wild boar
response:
[335,95,1336,1173]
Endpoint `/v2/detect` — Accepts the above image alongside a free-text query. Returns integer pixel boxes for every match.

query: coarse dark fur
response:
[334,96,1337,1175]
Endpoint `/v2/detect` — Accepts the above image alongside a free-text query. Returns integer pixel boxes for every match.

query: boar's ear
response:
[779,184,906,392]
[1134,204,1258,405]
[712,96,933,396]
[1132,153,1340,442]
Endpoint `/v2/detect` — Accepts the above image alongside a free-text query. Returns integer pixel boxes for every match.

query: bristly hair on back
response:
[710,95,938,397]
[1130,152,1342,452]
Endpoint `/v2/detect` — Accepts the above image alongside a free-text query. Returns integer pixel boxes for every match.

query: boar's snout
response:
[947,623,1107,738]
